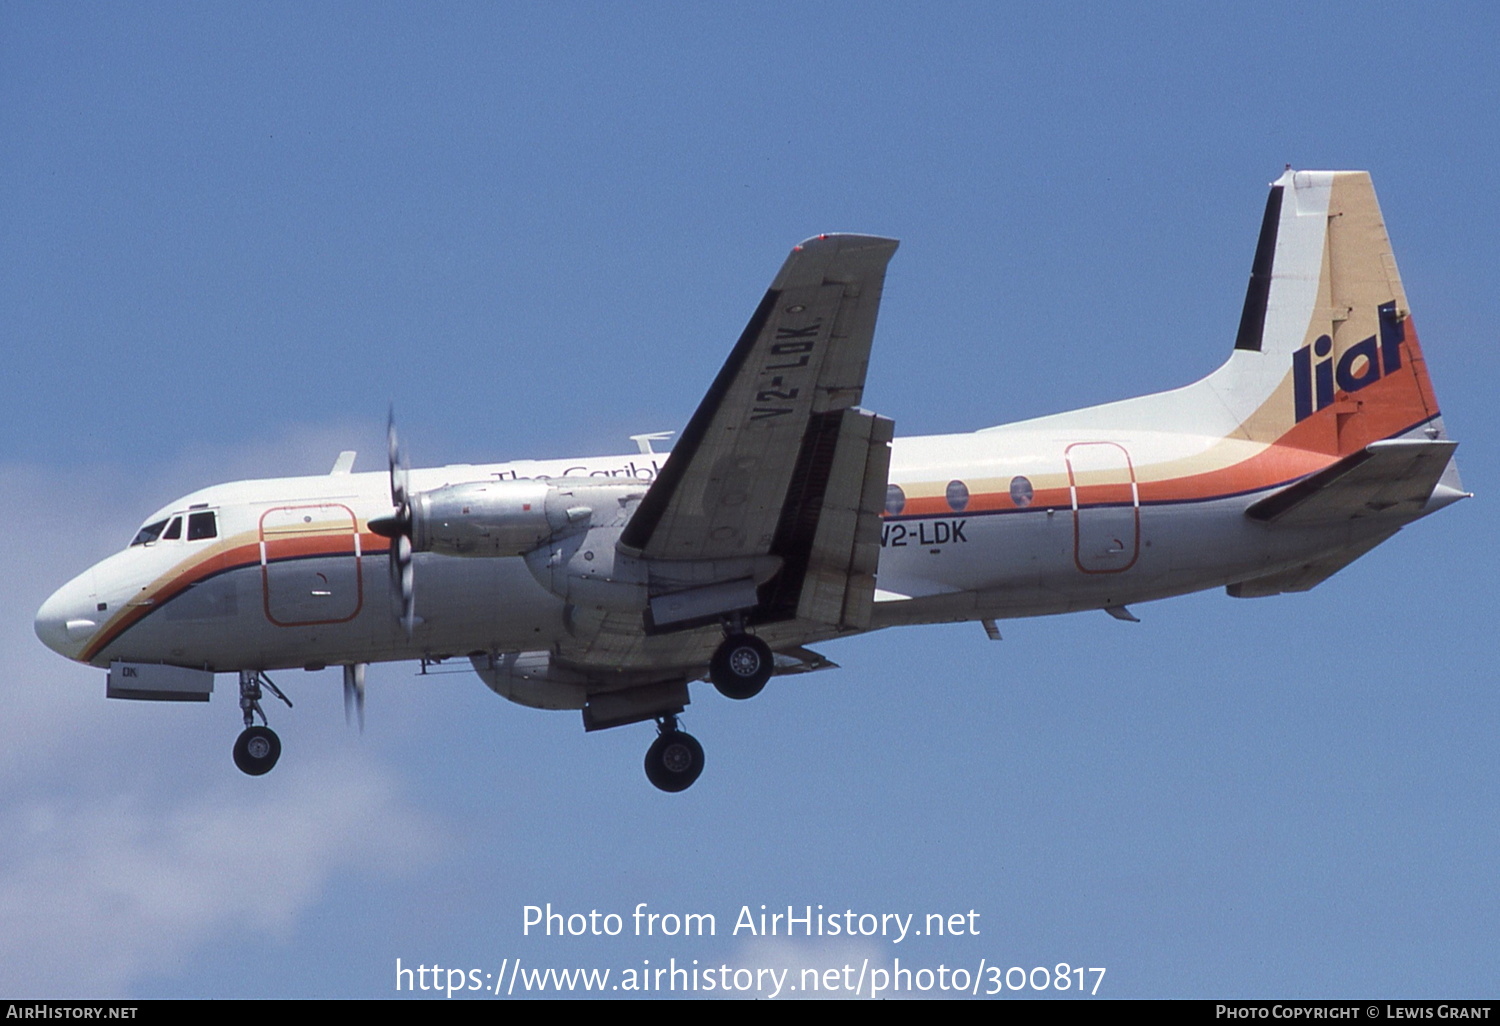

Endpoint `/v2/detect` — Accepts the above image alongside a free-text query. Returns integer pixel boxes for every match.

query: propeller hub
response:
[367,514,406,539]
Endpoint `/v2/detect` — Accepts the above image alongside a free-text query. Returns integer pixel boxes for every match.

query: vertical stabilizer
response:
[1210,170,1444,456]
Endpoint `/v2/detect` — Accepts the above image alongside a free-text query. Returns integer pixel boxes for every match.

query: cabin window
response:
[130,519,169,547]
[884,484,906,516]
[1009,475,1034,508]
[162,517,182,540]
[945,480,970,512]
[187,511,218,541]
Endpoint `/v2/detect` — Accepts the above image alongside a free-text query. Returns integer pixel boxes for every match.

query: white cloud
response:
[0,757,439,995]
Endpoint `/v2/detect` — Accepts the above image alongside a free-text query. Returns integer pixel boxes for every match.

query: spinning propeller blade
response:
[369,409,417,635]
[342,663,366,731]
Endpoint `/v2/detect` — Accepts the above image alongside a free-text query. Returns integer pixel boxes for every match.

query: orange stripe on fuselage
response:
[892,318,1442,519]
[891,418,1434,520]
[79,531,391,664]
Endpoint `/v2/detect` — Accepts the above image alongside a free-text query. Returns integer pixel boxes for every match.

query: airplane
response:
[34,169,1467,792]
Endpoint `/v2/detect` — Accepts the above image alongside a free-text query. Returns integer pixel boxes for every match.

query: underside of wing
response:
[619,234,900,563]
[1227,529,1398,597]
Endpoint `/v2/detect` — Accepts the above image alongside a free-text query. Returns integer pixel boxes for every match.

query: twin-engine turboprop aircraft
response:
[35,170,1467,791]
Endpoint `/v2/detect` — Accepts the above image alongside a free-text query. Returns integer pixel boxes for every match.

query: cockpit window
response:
[187,511,218,541]
[162,517,182,541]
[130,519,169,547]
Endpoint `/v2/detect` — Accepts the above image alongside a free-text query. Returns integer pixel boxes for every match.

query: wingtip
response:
[793,233,900,253]
[774,234,900,290]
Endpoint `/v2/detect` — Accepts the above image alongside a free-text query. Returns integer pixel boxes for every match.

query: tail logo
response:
[1293,302,1405,422]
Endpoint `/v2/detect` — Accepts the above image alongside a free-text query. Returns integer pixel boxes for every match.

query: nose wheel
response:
[233,725,281,775]
[644,714,704,792]
[709,633,773,700]
[234,670,291,777]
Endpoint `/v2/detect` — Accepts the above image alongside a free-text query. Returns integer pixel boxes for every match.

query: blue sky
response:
[2,2,1495,998]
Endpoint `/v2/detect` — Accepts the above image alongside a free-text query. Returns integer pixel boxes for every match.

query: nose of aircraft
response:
[35,570,99,662]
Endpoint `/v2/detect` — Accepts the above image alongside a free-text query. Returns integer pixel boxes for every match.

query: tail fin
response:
[1210,170,1445,456]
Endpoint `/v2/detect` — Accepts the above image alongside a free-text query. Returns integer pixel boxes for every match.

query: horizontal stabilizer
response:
[1227,529,1397,598]
[1245,439,1457,526]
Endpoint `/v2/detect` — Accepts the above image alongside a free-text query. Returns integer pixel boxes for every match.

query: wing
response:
[619,234,899,564]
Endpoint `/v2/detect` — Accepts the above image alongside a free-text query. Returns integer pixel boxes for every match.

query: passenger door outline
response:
[259,503,364,626]
[1065,441,1140,574]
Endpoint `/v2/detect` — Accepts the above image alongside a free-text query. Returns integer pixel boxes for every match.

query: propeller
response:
[369,408,417,636]
[342,662,367,731]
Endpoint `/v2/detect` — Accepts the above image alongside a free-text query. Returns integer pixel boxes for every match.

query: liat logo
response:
[1293,301,1405,422]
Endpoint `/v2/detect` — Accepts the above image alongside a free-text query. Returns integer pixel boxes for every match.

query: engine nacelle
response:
[469,650,690,730]
[524,520,782,620]
[410,480,590,557]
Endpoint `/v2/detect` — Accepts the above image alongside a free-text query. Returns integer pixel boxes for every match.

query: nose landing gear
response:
[234,670,291,776]
[233,724,281,776]
[643,714,704,792]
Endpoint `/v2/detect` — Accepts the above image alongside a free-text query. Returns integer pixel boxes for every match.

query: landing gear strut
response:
[709,632,773,700]
[234,670,291,776]
[643,714,704,792]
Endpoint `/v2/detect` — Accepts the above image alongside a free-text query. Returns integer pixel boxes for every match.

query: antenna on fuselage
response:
[629,431,674,455]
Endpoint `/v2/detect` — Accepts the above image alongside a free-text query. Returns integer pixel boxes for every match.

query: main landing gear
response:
[643,713,704,793]
[640,629,772,792]
[709,632,773,700]
[234,670,292,776]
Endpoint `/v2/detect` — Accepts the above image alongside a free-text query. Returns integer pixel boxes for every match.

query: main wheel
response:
[233,725,282,776]
[644,730,704,792]
[709,633,773,700]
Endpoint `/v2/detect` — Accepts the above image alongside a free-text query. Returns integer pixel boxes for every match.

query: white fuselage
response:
[35,417,1422,678]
